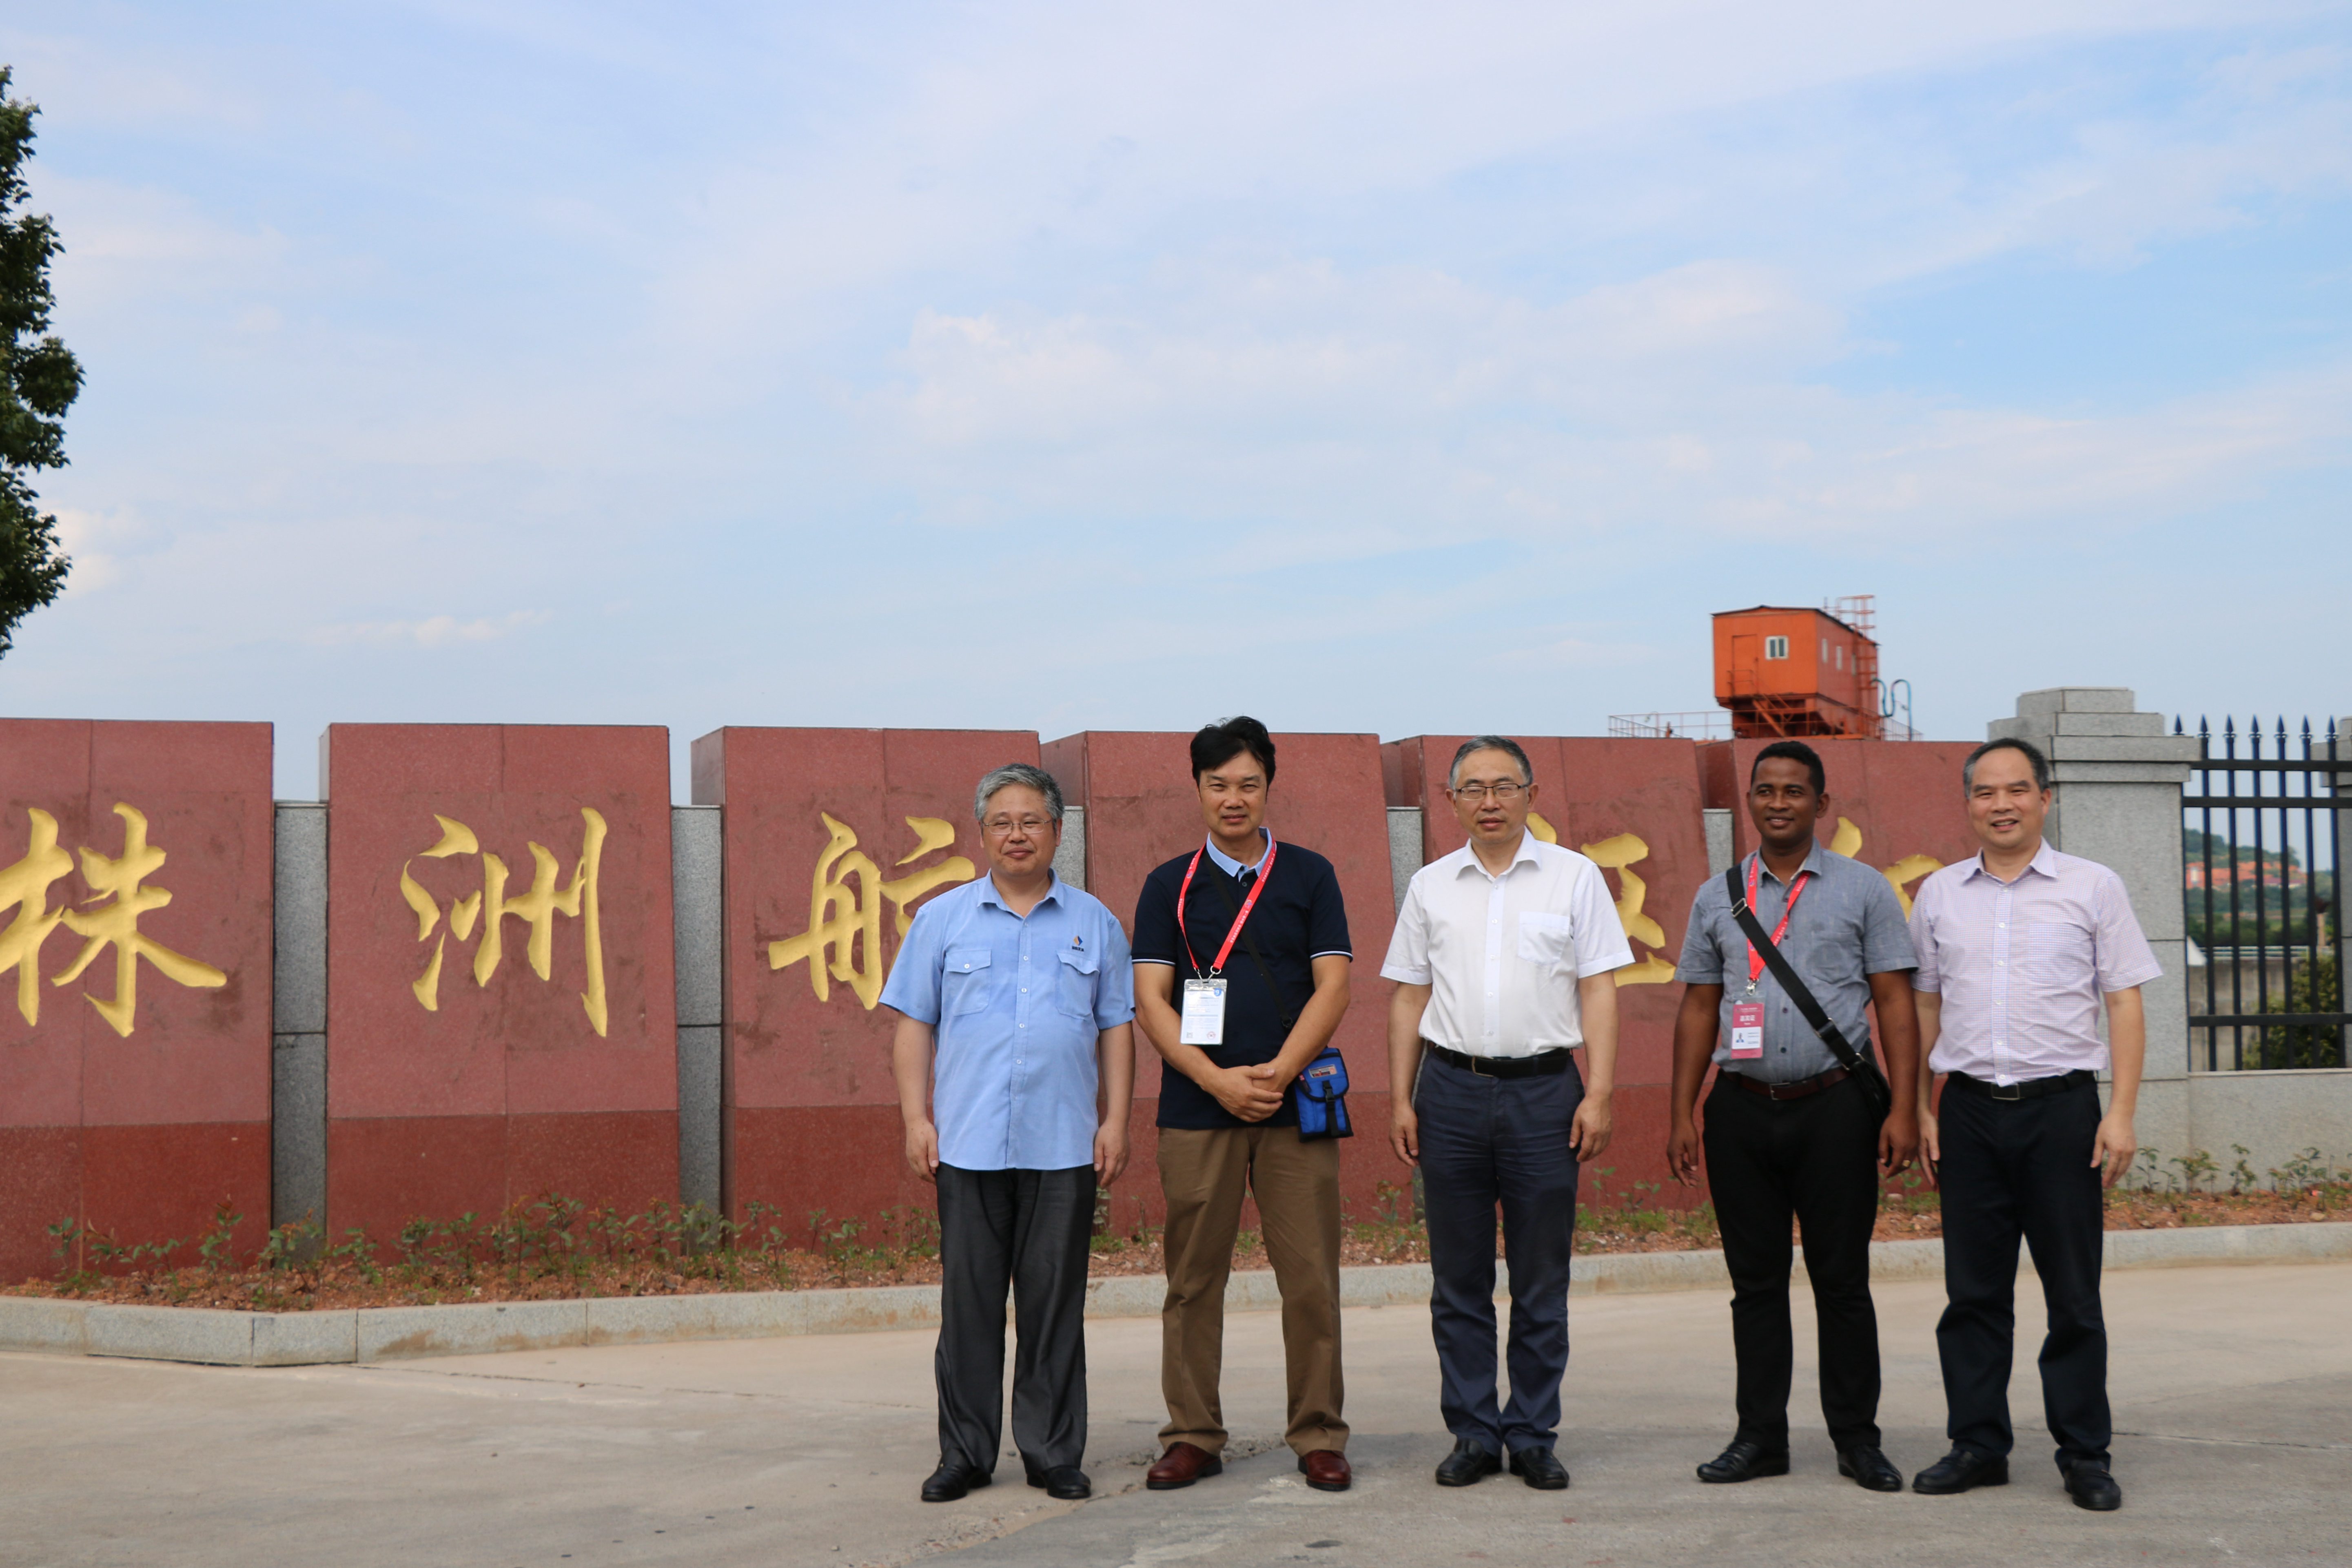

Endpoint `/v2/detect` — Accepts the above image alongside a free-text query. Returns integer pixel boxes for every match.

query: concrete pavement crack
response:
[2115,1430,2352,1451]
[353,1364,928,1410]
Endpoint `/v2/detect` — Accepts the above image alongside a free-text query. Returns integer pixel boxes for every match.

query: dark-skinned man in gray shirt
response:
[1666,740,1922,1493]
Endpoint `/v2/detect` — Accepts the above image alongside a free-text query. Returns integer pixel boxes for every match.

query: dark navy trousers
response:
[1416,1049,1583,1455]
[1935,1079,2111,1472]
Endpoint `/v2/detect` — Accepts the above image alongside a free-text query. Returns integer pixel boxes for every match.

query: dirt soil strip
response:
[2,1222,2344,1370]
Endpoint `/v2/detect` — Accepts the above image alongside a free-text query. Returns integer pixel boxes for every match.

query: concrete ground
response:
[2,1264,2345,1568]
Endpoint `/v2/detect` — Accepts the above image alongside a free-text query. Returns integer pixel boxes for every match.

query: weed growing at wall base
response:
[14,1163,2348,1311]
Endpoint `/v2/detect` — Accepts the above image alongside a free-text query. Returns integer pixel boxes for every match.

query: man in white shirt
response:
[1382,736,1631,1491]
[1906,737,2160,1512]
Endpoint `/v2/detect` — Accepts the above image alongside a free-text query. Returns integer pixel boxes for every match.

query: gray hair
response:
[1961,737,2051,795]
[973,763,1065,825]
[1448,735,1534,789]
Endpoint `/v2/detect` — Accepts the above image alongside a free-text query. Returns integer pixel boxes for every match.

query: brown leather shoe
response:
[1146,1442,1224,1490]
[1298,1450,1352,1492]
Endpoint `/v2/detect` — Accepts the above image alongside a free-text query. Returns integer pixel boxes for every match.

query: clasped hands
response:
[1204,1061,1289,1122]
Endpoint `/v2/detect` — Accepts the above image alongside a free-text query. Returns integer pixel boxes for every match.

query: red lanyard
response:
[1177,835,1278,978]
[1745,853,1812,987]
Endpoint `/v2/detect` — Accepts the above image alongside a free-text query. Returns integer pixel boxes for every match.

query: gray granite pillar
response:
[672,804,723,1213]
[271,802,327,1234]
[1387,807,1423,912]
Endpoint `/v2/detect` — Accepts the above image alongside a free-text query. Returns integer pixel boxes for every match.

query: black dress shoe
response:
[920,1461,993,1502]
[1508,1445,1569,1490]
[1025,1465,1091,1500]
[1912,1448,2008,1495]
[1837,1446,1904,1493]
[1696,1439,1789,1484]
[2063,1463,2122,1512]
[1435,1437,1502,1487]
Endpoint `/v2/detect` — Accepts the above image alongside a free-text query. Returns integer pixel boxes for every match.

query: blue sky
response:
[6,1,2349,797]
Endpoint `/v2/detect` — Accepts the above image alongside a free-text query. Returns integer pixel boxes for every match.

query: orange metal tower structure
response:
[1712,597,1884,740]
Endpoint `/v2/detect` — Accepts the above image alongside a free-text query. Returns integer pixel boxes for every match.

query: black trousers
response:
[1416,1051,1583,1455]
[1702,1071,1883,1451]
[1935,1079,2110,1471]
[934,1163,1095,1474]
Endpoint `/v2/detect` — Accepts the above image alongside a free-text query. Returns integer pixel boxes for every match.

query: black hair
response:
[1190,716,1276,784]
[1750,739,1826,795]
[1449,735,1534,788]
[1962,737,2051,794]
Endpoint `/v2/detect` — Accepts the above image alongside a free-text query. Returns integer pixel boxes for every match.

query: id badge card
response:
[1729,1001,1765,1060]
[1180,978,1228,1046]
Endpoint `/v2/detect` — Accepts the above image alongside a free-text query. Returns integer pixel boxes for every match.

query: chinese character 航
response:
[768,814,976,1009]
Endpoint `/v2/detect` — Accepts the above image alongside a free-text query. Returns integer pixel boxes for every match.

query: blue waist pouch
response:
[1295,1046,1353,1141]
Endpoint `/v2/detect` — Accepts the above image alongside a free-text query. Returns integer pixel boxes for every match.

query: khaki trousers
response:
[1157,1125,1347,1456]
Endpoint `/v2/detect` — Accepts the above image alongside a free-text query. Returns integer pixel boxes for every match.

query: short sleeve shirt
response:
[1379,833,1632,1055]
[880,873,1134,1171]
[1676,845,1918,1083]
[1131,839,1351,1130]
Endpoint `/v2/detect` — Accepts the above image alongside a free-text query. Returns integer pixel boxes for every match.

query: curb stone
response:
[3,1221,2342,1369]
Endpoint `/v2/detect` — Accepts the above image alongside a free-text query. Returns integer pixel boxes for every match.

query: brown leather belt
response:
[1726,1065,1850,1101]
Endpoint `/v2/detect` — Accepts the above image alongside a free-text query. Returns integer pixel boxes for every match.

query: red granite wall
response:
[0,720,273,1280]
[323,724,677,1243]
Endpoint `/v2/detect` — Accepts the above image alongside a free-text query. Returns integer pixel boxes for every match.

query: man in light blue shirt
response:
[883,762,1136,1506]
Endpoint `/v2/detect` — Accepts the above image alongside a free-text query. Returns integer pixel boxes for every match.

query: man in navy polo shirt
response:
[884,762,1136,1506]
[1131,717,1357,1495]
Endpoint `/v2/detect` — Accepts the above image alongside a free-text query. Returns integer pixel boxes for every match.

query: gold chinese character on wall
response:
[1828,817,1942,916]
[1527,811,1678,986]
[0,804,229,1034]
[399,808,610,1035]
[768,814,976,1010]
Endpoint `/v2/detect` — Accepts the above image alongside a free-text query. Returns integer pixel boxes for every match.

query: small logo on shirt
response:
[1071,934,1084,950]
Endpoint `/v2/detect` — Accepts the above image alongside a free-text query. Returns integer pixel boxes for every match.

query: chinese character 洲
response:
[399,808,610,1036]
[768,814,976,1010]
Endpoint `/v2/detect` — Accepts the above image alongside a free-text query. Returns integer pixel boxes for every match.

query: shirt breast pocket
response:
[1517,911,1575,969]
[1055,944,1099,1020]
[2026,921,2093,989]
[944,948,995,1015]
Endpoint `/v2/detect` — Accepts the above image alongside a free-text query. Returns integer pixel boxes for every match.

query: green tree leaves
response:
[0,65,82,658]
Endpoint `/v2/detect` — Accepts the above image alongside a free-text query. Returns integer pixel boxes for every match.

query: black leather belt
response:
[1426,1043,1572,1079]
[1945,1068,2095,1103]
[1725,1065,1849,1101]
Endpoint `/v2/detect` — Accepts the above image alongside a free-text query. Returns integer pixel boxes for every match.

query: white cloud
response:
[7,0,2349,784]
[869,251,2351,551]
[47,507,133,597]
[303,610,553,649]
[40,176,289,309]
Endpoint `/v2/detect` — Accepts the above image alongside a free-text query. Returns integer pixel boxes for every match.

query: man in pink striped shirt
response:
[1906,737,2159,1513]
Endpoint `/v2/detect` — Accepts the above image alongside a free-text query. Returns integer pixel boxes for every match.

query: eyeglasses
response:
[1449,783,1527,803]
[983,815,1055,836]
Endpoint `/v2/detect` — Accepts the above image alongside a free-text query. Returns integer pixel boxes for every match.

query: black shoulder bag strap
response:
[1724,863,1893,1120]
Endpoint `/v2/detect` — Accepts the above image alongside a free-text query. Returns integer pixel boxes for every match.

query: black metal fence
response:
[2179,715,2347,1070]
